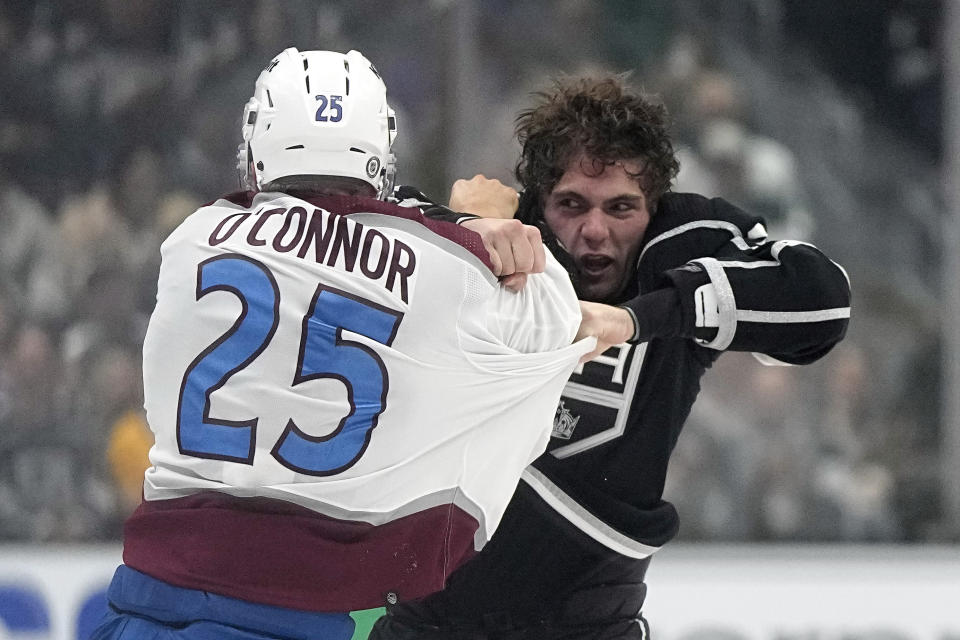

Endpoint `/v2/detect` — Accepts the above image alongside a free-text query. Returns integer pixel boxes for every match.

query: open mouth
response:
[579,255,615,276]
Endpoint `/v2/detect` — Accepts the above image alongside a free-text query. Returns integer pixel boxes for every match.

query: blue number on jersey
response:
[176,254,403,474]
[273,286,402,475]
[315,95,343,122]
[177,254,280,463]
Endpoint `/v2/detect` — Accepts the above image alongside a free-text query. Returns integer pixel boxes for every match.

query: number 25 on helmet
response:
[237,47,398,199]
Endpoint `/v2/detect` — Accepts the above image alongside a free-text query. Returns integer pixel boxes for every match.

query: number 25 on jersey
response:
[176,253,403,476]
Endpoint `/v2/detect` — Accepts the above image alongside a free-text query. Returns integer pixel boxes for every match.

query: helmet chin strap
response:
[238,96,261,190]
[377,153,397,200]
[236,143,257,191]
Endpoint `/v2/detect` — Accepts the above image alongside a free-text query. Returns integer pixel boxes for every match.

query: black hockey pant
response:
[369,483,652,640]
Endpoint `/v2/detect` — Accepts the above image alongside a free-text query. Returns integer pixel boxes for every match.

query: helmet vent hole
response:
[266,90,274,108]
[303,57,309,70]
[286,145,305,150]
[343,60,349,72]
[305,76,310,94]
[345,77,350,96]
[349,147,366,154]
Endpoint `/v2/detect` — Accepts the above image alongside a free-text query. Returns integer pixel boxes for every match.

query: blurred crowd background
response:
[0,0,952,543]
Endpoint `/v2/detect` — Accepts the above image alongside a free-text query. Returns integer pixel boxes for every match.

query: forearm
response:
[638,192,851,363]
[394,185,479,225]
[617,287,685,343]
[659,245,851,363]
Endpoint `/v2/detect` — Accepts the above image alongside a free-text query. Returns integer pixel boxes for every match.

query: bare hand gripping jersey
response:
[124,191,592,612]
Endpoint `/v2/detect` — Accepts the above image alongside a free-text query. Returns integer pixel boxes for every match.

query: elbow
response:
[763,314,851,366]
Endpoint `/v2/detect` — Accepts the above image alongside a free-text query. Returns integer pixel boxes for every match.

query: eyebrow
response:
[605,194,644,205]
[551,190,644,206]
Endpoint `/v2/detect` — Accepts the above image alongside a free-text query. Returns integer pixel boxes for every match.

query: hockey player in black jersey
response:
[372,75,851,640]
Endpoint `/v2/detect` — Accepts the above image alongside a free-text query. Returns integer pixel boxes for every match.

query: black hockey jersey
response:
[524,192,850,554]
[368,189,852,635]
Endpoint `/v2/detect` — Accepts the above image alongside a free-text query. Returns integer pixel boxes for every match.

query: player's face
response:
[543,155,651,301]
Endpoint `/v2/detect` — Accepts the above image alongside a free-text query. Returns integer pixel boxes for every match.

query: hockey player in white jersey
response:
[91,48,607,640]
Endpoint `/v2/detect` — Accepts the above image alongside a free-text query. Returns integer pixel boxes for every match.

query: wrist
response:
[618,305,641,343]
[618,287,683,343]
[459,215,485,229]
[454,213,482,226]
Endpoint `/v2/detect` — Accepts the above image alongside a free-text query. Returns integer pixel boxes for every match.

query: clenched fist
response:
[575,301,636,362]
[448,174,519,220]
[450,175,545,292]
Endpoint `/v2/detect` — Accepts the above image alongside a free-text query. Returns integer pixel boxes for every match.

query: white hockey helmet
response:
[238,47,397,199]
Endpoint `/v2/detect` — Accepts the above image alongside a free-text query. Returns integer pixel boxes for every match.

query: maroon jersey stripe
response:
[123,492,479,611]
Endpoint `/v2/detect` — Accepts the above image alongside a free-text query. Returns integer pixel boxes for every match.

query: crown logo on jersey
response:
[552,400,580,440]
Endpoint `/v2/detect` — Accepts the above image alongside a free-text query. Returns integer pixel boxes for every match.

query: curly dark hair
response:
[515,74,679,213]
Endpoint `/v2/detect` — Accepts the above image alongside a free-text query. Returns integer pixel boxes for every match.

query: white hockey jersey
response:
[124,191,592,611]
